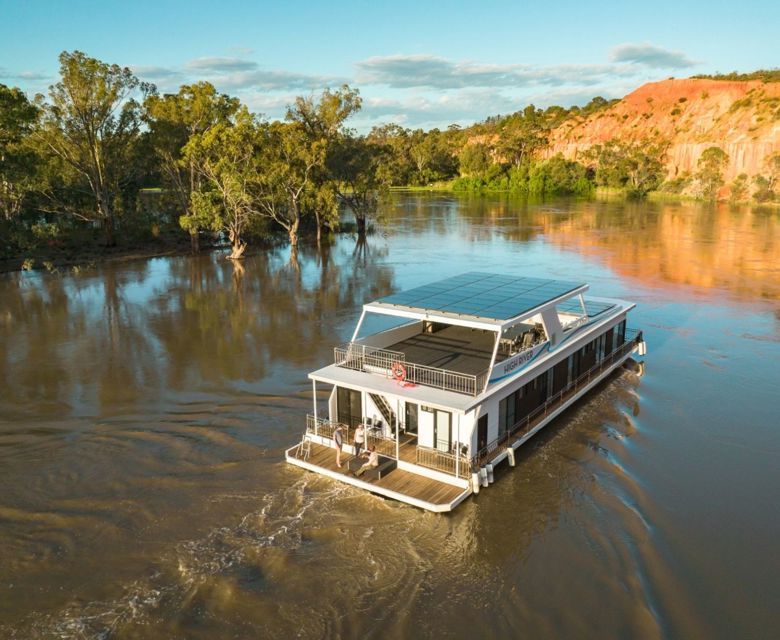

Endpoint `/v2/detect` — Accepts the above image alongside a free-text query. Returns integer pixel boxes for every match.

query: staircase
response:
[369,393,398,433]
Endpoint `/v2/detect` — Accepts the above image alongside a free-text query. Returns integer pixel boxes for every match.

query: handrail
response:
[305,414,351,444]
[334,342,488,396]
[416,445,471,479]
[471,330,641,467]
[365,430,397,457]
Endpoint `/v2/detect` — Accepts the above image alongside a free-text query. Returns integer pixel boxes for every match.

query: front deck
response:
[285,441,471,512]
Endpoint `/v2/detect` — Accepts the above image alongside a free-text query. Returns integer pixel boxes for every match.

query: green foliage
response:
[0,84,40,220]
[586,140,666,197]
[35,50,152,245]
[695,147,729,199]
[287,85,363,238]
[458,143,491,176]
[453,155,593,196]
[730,173,749,202]
[143,82,240,250]
[691,69,780,82]
[658,173,692,194]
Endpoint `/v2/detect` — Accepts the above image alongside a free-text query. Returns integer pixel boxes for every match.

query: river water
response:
[0,194,778,639]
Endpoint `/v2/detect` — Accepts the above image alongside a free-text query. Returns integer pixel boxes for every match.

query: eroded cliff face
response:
[547,79,780,182]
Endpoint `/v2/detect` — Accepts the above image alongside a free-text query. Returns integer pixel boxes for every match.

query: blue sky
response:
[1,0,777,130]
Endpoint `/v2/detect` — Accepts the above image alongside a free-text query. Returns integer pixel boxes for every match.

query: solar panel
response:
[374,272,586,321]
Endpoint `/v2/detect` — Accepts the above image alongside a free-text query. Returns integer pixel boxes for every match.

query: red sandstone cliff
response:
[546,79,780,183]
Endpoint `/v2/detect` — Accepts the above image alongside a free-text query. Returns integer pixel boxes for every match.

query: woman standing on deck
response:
[334,425,344,468]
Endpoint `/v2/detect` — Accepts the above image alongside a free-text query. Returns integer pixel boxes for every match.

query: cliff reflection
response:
[399,194,780,302]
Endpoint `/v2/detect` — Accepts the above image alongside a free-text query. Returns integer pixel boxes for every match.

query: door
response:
[405,402,418,435]
[477,415,488,451]
[336,386,362,428]
[435,410,452,453]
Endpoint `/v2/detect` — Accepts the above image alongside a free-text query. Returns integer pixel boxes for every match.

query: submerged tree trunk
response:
[356,214,366,237]
[102,215,116,247]
[227,227,246,260]
[189,229,200,254]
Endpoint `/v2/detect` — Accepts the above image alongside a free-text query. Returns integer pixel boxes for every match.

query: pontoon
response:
[285,272,646,512]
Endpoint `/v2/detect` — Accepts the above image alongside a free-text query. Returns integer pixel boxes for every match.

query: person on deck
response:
[355,445,379,477]
[333,425,344,468]
[353,423,365,458]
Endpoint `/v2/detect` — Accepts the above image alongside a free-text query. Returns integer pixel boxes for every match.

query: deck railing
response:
[365,430,397,457]
[305,414,351,444]
[472,330,641,468]
[416,445,472,479]
[334,342,488,396]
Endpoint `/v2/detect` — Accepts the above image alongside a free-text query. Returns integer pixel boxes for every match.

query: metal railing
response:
[334,343,406,371]
[365,430,397,457]
[305,414,351,444]
[334,342,488,396]
[416,445,472,479]
[472,330,641,467]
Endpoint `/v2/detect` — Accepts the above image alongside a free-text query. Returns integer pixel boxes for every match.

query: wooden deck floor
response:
[388,325,495,376]
[290,441,466,508]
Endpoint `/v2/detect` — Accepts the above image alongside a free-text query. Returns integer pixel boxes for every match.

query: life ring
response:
[391,362,406,381]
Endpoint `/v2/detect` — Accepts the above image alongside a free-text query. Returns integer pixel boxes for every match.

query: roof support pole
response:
[455,413,460,479]
[350,308,367,343]
[484,330,501,394]
[312,380,318,431]
[396,397,400,460]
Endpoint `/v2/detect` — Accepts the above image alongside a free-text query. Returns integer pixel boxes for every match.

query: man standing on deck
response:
[353,423,365,459]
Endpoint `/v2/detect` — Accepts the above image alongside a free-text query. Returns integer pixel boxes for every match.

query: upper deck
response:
[314,272,632,402]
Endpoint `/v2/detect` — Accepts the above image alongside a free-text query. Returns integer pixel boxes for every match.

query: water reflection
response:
[0,246,395,416]
[393,193,780,302]
[0,194,778,639]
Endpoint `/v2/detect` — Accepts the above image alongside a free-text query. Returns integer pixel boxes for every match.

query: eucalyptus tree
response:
[183,107,262,260]
[144,82,240,252]
[286,85,362,244]
[254,120,324,254]
[695,147,729,200]
[329,134,390,237]
[496,105,549,169]
[35,51,151,246]
[0,84,39,221]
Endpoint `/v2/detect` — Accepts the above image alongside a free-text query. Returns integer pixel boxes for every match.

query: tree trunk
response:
[190,228,200,254]
[228,227,246,260]
[102,215,116,248]
[289,217,299,248]
[356,214,366,237]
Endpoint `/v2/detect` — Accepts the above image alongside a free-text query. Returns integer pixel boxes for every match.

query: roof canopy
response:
[367,272,588,329]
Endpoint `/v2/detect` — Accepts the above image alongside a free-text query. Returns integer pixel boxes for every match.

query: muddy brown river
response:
[1,194,778,638]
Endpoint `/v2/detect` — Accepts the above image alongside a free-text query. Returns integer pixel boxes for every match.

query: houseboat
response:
[285,272,646,512]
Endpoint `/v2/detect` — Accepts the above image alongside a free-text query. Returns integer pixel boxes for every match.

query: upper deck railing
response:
[334,342,488,396]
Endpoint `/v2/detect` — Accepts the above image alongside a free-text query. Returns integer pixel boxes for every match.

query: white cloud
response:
[185,57,259,73]
[356,54,640,90]
[609,43,699,68]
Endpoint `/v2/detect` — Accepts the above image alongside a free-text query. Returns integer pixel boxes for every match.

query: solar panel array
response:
[557,299,616,318]
[375,272,585,321]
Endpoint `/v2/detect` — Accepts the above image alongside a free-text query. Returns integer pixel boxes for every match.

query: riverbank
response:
[392,183,780,207]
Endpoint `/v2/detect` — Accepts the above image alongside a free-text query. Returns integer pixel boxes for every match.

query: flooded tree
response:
[183,107,263,260]
[35,51,151,246]
[144,82,240,253]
